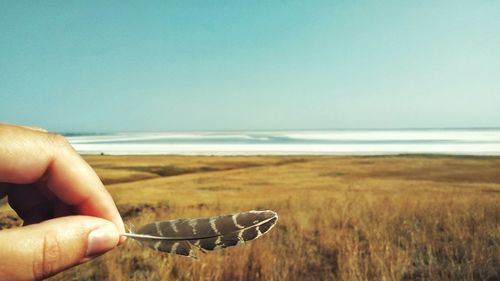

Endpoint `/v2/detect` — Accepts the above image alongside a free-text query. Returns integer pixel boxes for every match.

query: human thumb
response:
[0,216,120,281]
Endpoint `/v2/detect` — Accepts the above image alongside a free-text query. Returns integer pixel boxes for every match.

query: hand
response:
[0,123,125,280]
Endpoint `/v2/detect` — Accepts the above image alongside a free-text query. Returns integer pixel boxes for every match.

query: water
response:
[66,128,500,155]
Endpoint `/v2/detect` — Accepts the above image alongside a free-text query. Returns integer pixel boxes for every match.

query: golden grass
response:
[3,155,500,280]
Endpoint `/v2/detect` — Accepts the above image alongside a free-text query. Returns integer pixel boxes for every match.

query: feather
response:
[121,210,278,258]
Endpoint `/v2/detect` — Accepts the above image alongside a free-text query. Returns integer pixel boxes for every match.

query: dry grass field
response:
[1,155,500,280]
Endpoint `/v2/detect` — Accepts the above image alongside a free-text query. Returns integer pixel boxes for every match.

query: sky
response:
[0,1,499,132]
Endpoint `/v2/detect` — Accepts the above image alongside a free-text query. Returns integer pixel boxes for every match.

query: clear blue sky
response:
[1,1,499,132]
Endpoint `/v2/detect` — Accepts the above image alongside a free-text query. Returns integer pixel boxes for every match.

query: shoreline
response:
[79,153,500,158]
[77,151,500,158]
[67,129,500,156]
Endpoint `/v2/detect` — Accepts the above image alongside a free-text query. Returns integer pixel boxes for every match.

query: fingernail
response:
[86,224,119,258]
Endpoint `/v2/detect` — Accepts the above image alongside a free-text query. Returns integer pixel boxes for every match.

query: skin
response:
[0,123,126,280]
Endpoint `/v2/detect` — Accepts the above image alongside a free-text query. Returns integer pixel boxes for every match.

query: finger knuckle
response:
[48,133,70,147]
[32,232,61,280]
[46,133,76,154]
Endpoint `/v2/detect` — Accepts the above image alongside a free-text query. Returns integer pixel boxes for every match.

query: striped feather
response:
[123,210,278,258]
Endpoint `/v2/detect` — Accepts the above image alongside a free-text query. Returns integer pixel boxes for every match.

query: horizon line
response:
[60,126,500,135]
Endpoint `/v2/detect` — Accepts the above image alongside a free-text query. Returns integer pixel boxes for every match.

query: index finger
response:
[0,124,125,233]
